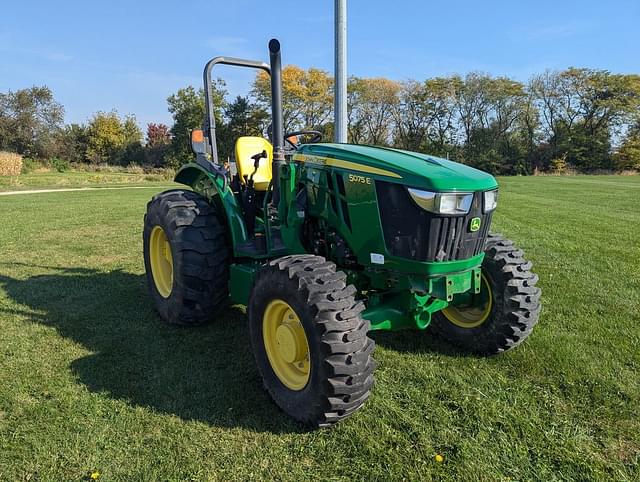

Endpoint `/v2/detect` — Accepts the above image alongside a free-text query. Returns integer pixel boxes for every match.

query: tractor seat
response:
[235,136,273,191]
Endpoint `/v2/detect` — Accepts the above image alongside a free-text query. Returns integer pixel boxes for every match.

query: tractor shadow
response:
[370,329,475,357]
[0,267,302,433]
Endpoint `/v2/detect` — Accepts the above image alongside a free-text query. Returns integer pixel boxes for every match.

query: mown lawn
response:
[0,175,638,481]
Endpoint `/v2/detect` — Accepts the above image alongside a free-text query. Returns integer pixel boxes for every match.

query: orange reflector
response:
[191,129,204,143]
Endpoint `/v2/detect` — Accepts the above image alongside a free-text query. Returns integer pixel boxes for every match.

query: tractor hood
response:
[295,143,498,192]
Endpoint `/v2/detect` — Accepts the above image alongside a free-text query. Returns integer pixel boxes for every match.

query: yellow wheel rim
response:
[442,273,493,328]
[149,225,173,298]
[262,299,310,390]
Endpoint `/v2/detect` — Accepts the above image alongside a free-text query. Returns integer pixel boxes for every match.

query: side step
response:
[235,229,287,257]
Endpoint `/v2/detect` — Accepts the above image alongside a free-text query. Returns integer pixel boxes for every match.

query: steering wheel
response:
[284,130,323,149]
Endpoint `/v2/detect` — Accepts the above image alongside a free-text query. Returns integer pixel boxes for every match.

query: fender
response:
[174,163,249,252]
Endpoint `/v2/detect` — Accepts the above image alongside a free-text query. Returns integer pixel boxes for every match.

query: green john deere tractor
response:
[143,39,541,427]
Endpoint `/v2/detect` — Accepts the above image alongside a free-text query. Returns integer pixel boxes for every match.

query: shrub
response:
[117,142,145,166]
[50,158,70,172]
[551,155,568,174]
[0,151,23,176]
[21,157,41,174]
[163,152,185,170]
[125,164,144,174]
[613,135,640,172]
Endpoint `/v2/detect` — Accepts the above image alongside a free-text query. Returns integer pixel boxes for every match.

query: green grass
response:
[0,176,638,481]
[0,170,173,192]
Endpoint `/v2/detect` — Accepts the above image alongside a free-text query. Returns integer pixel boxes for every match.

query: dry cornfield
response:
[0,151,23,176]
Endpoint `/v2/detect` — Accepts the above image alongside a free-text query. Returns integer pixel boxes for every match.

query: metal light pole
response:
[334,0,347,143]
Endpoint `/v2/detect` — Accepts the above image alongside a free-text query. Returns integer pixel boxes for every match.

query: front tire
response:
[248,255,376,427]
[143,189,229,325]
[431,234,541,354]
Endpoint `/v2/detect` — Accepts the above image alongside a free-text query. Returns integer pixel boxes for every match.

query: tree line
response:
[1,66,639,174]
[0,86,170,168]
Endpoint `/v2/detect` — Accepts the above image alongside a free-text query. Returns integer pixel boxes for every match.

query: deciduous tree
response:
[219,96,268,160]
[86,111,143,165]
[253,66,333,133]
[529,68,640,170]
[347,77,400,145]
[0,86,64,158]
[167,81,226,167]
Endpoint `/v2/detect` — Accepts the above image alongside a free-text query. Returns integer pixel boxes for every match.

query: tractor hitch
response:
[362,268,483,331]
[363,291,448,331]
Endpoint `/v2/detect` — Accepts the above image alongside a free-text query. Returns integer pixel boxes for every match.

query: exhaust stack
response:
[269,39,284,206]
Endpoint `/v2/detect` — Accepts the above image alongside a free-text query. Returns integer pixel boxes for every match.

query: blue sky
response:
[1,0,638,127]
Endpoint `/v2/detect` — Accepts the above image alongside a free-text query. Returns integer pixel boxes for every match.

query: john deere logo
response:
[470,217,481,232]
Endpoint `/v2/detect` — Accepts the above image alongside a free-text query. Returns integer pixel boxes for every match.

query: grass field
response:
[0,175,638,481]
[0,170,173,192]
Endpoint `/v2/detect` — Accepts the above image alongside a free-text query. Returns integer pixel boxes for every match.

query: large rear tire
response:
[143,189,229,325]
[431,234,541,354]
[248,255,376,427]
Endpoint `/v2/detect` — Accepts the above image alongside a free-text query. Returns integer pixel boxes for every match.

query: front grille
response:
[375,181,492,262]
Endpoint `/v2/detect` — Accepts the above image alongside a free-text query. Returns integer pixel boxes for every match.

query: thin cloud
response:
[0,36,73,62]
[204,35,262,60]
[298,15,331,24]
[43,51,74,62]
[206,36,249,50]
[514,21,591,42]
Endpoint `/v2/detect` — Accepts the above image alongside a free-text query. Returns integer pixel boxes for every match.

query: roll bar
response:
[202,40,285,207]
[202,56,270,164]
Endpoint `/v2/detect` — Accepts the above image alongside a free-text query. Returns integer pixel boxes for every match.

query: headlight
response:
[483,189,498,212]
[408,188,473,215]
